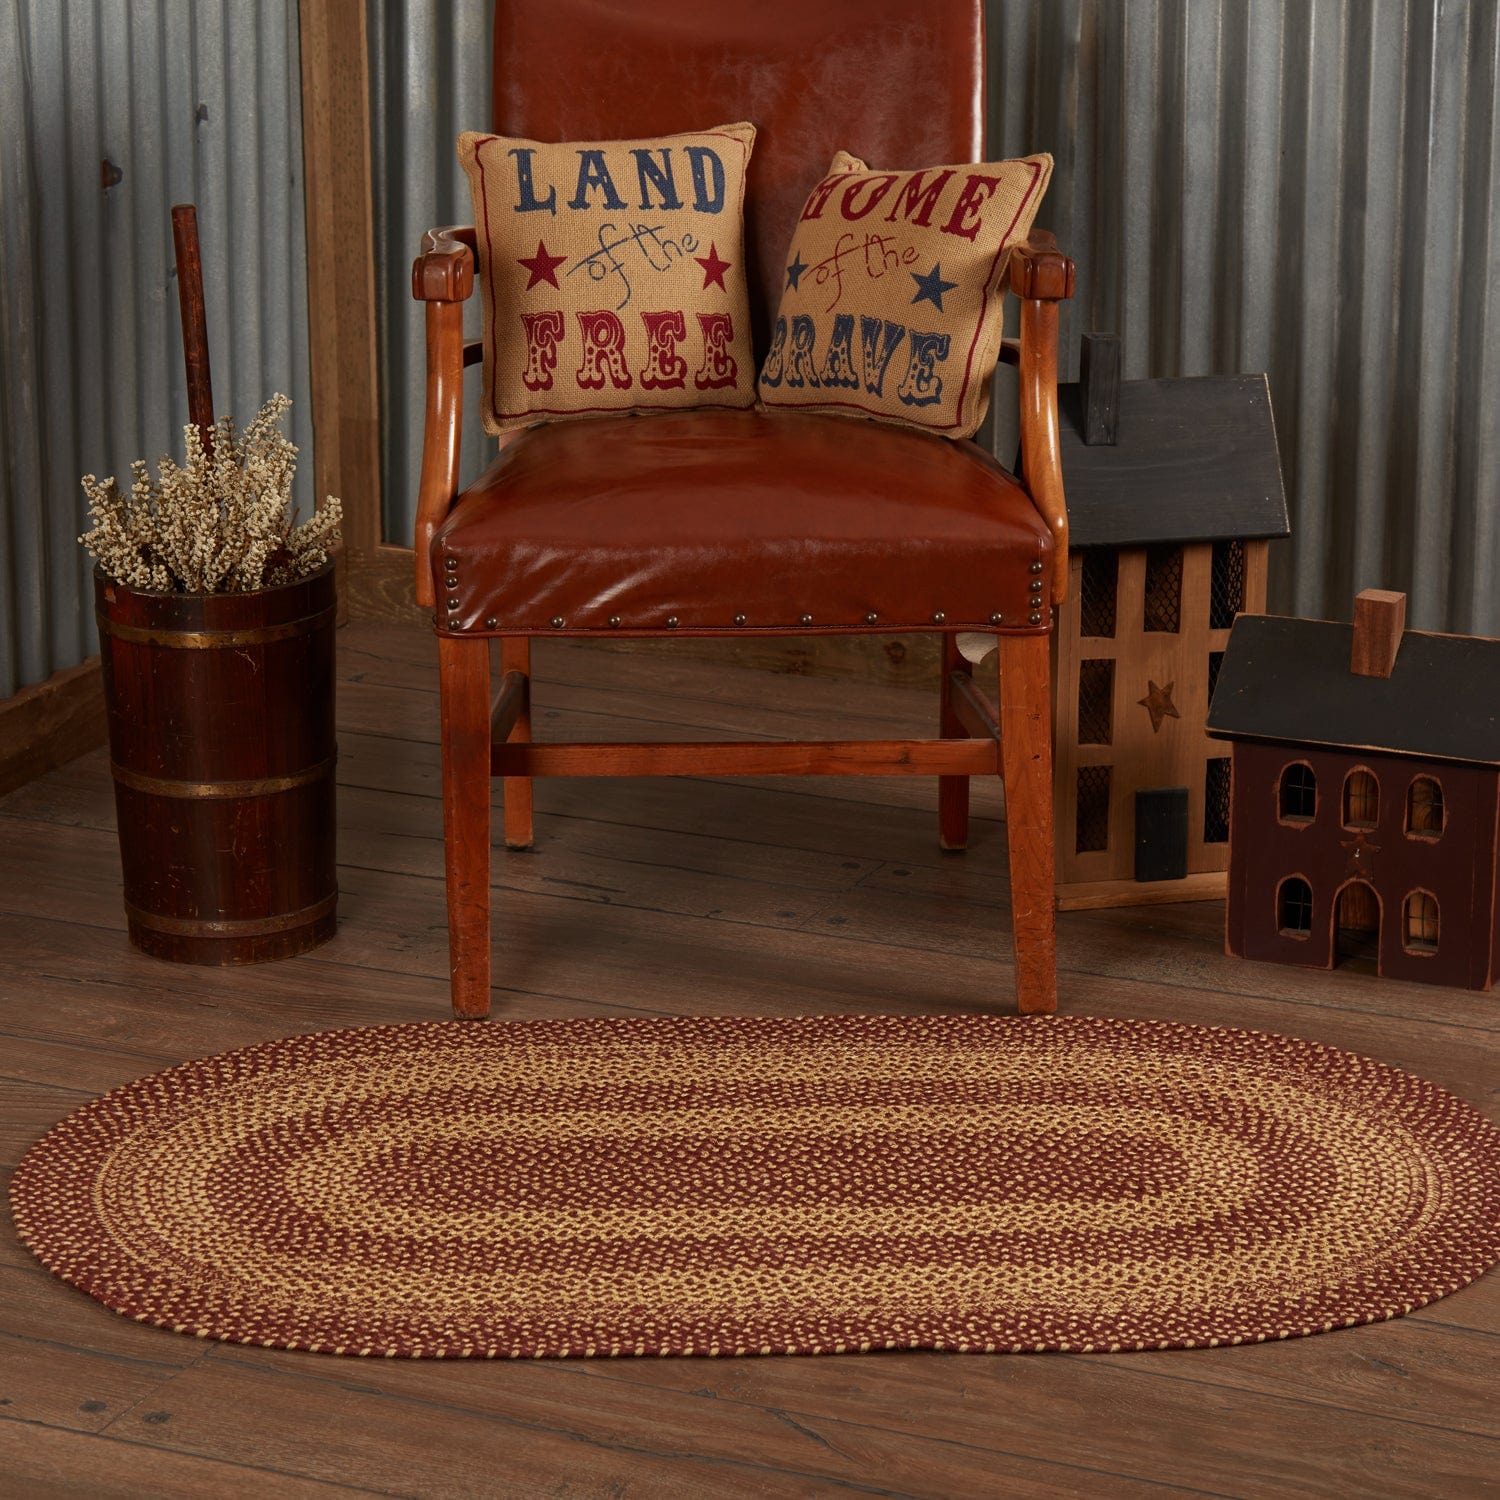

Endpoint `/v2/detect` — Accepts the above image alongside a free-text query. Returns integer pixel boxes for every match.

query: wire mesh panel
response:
[1143,545,1183,633]
[1076,659,1115,745]
[1075,765,1112,853]
[1203,756,1231,843]
[1210,540,1247,628]
[1079,550,1118,639]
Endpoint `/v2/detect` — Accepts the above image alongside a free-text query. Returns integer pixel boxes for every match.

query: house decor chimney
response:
[1350,588,1407,678]
[1079,333,1120,446]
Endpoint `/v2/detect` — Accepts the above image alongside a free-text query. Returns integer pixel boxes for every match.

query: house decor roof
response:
[1058,373,1290,550]
[1207,613,1500,766]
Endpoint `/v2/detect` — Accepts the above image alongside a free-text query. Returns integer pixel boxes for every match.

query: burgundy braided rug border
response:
[10,1013,1500,1359]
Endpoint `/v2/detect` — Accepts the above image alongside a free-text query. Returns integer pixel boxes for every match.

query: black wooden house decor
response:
[1050,335,1290,910]
[1207,589,1500,991]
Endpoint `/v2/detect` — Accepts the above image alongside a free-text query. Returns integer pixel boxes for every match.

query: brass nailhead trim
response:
[1030,561,1044,574]
[608,615,621,628]
[990,612,1004,625]
[932,611,946,624]
[445,556,459,568]
[446,599,460,611]
[1028,612,1043,625]
[799,614,813,625]
[733,614,747,626]
[665,616,679,628]
[865,612,878,624]
[550,616,564,629]
[484,616,498,629]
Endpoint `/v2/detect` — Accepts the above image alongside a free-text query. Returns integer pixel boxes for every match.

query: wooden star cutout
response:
[1137,680,1180,733]
[695,242,732,291]
[517,240,567,290]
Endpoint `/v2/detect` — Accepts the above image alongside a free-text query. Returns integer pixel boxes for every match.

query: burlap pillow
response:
[757,151,1053,438]
[457,123,758,434]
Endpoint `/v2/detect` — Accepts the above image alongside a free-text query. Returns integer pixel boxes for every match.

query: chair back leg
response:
[938,632,972,850]
[998,632,1058,1013]
[500,637,534,849]
[438,635,492,1018]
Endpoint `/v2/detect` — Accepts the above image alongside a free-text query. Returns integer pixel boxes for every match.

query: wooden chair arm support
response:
[411,227,478,607]
[412,224,478,303]
[1012,231,1075,603]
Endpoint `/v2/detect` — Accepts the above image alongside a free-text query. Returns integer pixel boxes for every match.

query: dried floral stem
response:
[79,394,343,594]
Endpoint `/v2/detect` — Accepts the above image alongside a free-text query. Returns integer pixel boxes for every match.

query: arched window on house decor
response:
[1406,776,1444,838]
[1403,891,1440,954]
[1277,876,1314,938]
[1342,768,1379,828]
[1278,763,1317,823]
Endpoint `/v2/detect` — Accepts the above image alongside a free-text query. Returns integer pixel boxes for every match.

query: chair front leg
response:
[997,632,1058,1014]
[438,635,492,1019]
[938,632,971,850]
[500,637,534,849]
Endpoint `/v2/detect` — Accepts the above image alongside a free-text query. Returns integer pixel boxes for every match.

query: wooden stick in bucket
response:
[170,204,215,459]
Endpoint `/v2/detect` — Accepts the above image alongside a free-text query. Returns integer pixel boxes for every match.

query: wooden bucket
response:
[95,564,338,964]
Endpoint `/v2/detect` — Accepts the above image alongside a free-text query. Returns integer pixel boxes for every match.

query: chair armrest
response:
[410,227,478,607]
[412,224,478,303]
[1010,230,1075,604]
[1010,229,1074,303]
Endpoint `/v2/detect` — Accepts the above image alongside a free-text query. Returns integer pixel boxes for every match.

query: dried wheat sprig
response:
[79,394,343,595]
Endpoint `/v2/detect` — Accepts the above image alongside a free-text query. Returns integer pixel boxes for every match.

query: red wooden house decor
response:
[1207,589,1500,990]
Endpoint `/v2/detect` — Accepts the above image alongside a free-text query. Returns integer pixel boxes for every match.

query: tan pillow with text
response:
[758,151,1052,437]
[458,123,757,434]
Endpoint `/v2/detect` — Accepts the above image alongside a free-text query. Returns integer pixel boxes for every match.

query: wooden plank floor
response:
[2,620,1496,1500]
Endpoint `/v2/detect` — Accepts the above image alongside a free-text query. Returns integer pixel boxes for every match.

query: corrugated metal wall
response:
[368,0,494,543]
[0,0,314,699]
[373,0,1500,636]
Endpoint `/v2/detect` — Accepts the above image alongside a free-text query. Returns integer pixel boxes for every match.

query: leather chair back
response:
[492,0,985,357]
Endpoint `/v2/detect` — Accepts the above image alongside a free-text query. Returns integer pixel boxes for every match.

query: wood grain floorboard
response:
[1,624,1495,1499]
[0,1416,381,1499]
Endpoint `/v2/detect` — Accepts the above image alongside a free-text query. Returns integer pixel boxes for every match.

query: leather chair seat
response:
[434,409,1053,636]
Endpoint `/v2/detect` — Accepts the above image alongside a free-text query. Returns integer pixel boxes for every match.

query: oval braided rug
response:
[10,1013,1500,1359]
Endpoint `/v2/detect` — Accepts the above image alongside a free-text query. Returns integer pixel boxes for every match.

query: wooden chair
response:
[411,0,1074,1020]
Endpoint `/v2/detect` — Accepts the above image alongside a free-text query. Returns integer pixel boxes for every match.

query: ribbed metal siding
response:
[368,0,494,543]
[373,0,1500,637]
[0,0,314,699]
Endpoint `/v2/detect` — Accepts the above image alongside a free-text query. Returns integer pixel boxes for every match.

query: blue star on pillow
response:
[910,262,959,312]
[785,252,808,292]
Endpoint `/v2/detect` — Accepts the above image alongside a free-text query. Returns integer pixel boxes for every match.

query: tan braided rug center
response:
[11,1014,1500,1359]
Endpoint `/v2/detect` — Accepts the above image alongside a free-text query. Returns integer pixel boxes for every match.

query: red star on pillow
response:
[517,240,567,290]
[694,243,731,291]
